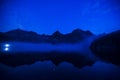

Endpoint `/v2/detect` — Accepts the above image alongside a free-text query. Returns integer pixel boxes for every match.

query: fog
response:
[2,37,95,54]
[1,36,120,80]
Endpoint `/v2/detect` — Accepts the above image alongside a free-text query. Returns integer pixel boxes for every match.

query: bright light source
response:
[3,43,10,52]
[4,48,9,51]
[5,44,10,47]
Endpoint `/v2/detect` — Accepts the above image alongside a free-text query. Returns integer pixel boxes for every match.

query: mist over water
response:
[0,37,97,62]
[2,37,95,53]
[1,36,120,80]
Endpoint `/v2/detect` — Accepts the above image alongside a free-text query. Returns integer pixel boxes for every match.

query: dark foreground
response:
[0,51,95,68]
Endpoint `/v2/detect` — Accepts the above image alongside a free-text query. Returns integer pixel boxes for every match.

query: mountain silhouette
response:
[0,29,51,43]
[90,30,120,65]
[0,28,94,43]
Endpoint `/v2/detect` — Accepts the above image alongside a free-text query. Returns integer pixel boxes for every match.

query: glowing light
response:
[4,48,9,51]
[5,44,10,47]
[3,43,10,52]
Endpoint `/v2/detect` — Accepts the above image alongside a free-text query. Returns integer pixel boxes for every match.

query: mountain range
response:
[0,29,94,43]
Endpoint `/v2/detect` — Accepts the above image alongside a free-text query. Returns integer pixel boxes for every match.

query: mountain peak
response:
[15,28,22,31]
[6,29,25,33]
[71,29,93,36]
[72,28,84,33]
[52,30,63,36]
[5,29,39,37]
[13,28,25,31]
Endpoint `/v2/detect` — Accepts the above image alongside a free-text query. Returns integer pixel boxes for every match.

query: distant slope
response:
[90,30,120,65]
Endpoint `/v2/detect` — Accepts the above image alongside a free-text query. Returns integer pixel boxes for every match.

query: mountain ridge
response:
[0,28,94,44]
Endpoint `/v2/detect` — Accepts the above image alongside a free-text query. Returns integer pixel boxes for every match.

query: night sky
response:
[0,0,120,34]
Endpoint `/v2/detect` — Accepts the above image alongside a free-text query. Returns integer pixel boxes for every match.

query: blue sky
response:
[0,0,120,34]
